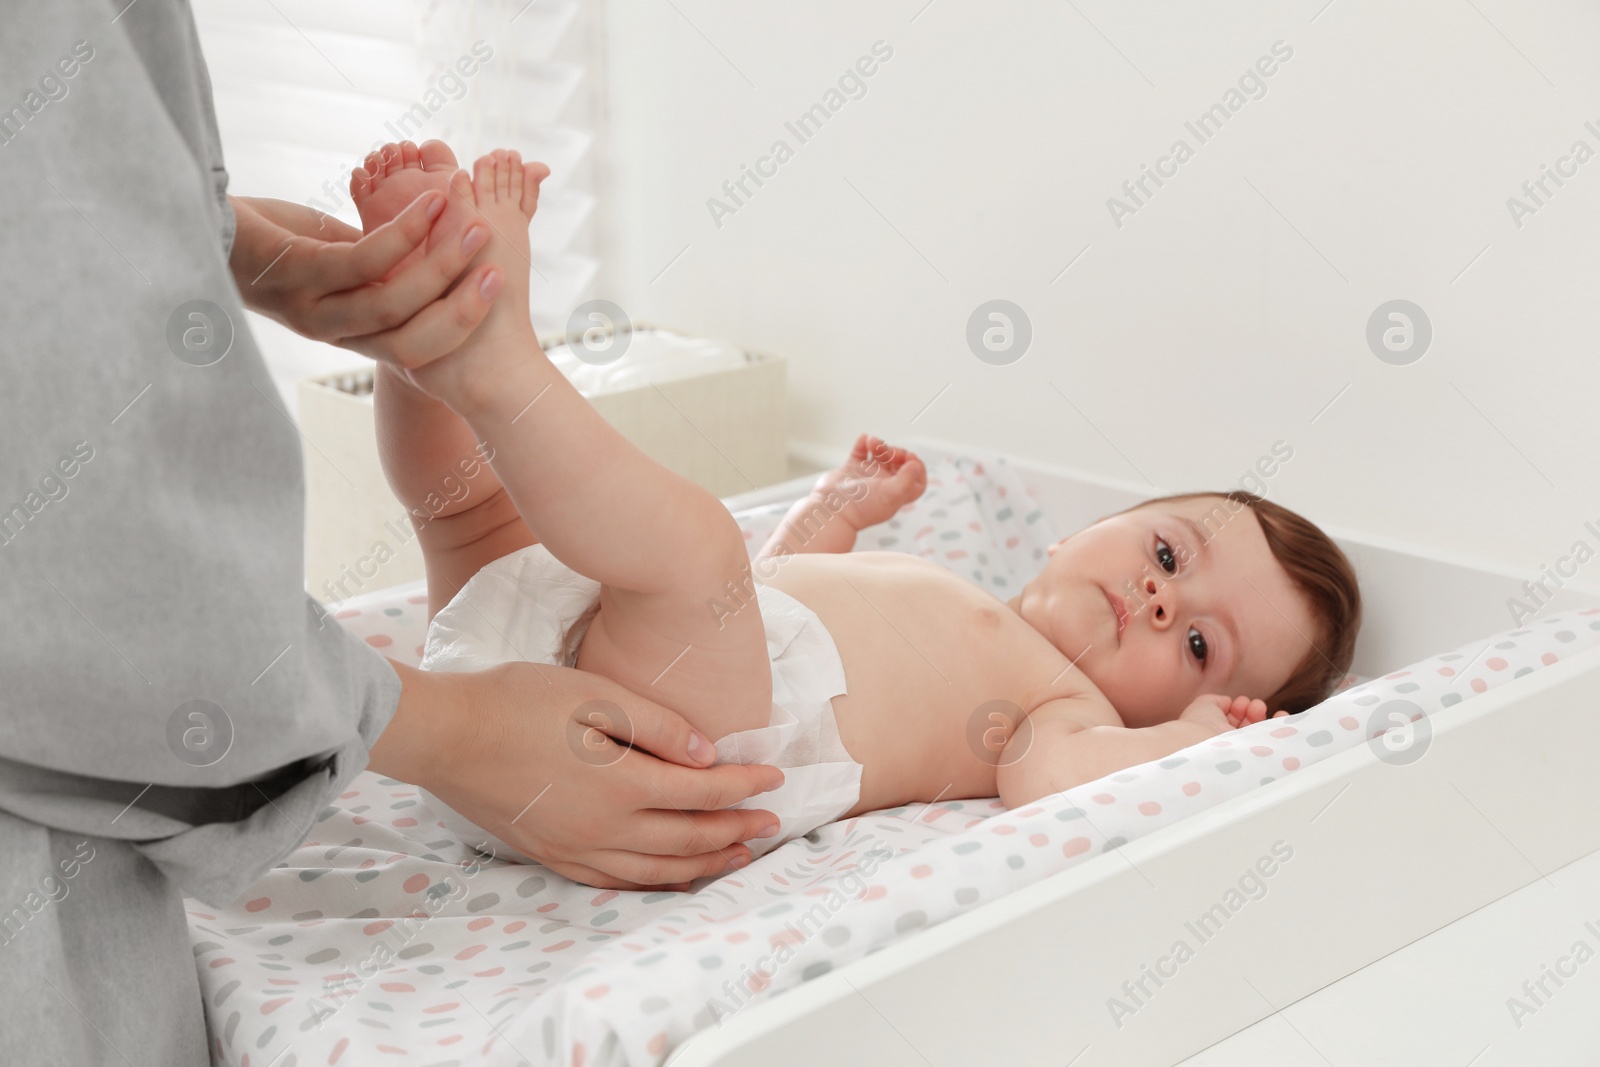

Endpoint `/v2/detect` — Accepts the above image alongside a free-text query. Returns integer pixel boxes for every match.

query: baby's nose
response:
[1144,576,1177,624]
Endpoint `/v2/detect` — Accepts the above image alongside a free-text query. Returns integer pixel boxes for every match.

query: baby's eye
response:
[1187,627,1208,663]
[1155,538,1178,574]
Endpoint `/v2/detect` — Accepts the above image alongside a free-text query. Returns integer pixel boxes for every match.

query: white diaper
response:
[419,543,863,863]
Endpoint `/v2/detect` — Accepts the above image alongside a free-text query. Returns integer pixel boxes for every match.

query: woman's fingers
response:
[623,807,779,858]
[341,264,500,365]
[592,691,784,838]
[614,687,723,768]
[583,846,749,887]
[317,190,444,292]
[542,858,659,893]
[332,182,491,337]
[312,171,485,347]
[317,234,493,348]
[240,195,365,243]
[640,751,785,815]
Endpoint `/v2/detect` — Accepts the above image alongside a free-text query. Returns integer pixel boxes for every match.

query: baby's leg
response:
[354,141,539,620]
[373,362,537,621]
[413,153,772,742]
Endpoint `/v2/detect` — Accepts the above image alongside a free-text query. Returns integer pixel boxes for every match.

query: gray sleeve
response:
[0,0,403,907]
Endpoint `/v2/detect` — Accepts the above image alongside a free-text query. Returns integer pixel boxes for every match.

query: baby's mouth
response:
[1104,588,1129,640]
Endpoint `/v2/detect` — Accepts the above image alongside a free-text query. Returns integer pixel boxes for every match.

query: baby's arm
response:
[997,694,1277,808]
[756,434,926,560]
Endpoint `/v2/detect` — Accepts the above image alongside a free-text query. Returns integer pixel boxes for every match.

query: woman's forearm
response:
[366,660,474,789]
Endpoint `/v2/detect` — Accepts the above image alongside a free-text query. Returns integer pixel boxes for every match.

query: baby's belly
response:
[760,552,1067,813]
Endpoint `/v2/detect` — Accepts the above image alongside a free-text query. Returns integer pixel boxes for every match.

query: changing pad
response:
[186,456,1599,1066]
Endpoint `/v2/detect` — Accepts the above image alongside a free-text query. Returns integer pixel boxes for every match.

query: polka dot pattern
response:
[190,470,1600,1066]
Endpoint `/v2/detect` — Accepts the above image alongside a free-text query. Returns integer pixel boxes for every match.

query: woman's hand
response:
[227,191,499,369]
[371,660,785,891]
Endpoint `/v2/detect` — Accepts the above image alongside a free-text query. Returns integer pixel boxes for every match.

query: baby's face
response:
[1009,496,1317,728]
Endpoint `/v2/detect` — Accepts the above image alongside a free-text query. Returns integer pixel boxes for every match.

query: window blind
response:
[192,0,598,404]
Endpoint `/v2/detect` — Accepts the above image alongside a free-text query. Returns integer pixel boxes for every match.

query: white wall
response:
[595,0,1600,582]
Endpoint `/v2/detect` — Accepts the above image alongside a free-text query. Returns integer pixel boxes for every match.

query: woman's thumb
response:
[620,695,718,767]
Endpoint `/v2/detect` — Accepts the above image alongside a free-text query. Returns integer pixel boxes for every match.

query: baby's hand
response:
[813,434,927,531]
[1178,694,1287,736]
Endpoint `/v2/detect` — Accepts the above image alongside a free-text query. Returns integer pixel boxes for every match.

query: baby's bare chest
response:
[761,552,1070,714]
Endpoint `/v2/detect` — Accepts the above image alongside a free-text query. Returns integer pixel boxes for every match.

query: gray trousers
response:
[0,2,402,1062]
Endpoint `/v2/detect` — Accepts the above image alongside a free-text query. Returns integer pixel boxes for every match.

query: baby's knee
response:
[677,495,751,583]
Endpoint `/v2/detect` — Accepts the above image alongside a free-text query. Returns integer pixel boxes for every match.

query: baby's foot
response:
[349,140,475,278]
[406,149,550,406]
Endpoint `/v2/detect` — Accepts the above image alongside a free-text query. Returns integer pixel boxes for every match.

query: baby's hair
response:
[1118,491,1362,714]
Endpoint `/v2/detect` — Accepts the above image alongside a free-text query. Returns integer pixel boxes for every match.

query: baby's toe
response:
[521,162,549,215]
[472,154,498,201]
[494,149,512,198]
[506,151,522,201]
[417,138,458,173]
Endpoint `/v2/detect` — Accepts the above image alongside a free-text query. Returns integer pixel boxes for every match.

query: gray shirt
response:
[0,1,402,1062]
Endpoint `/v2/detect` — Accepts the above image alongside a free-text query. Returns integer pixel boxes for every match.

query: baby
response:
[352,140,1363,882]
